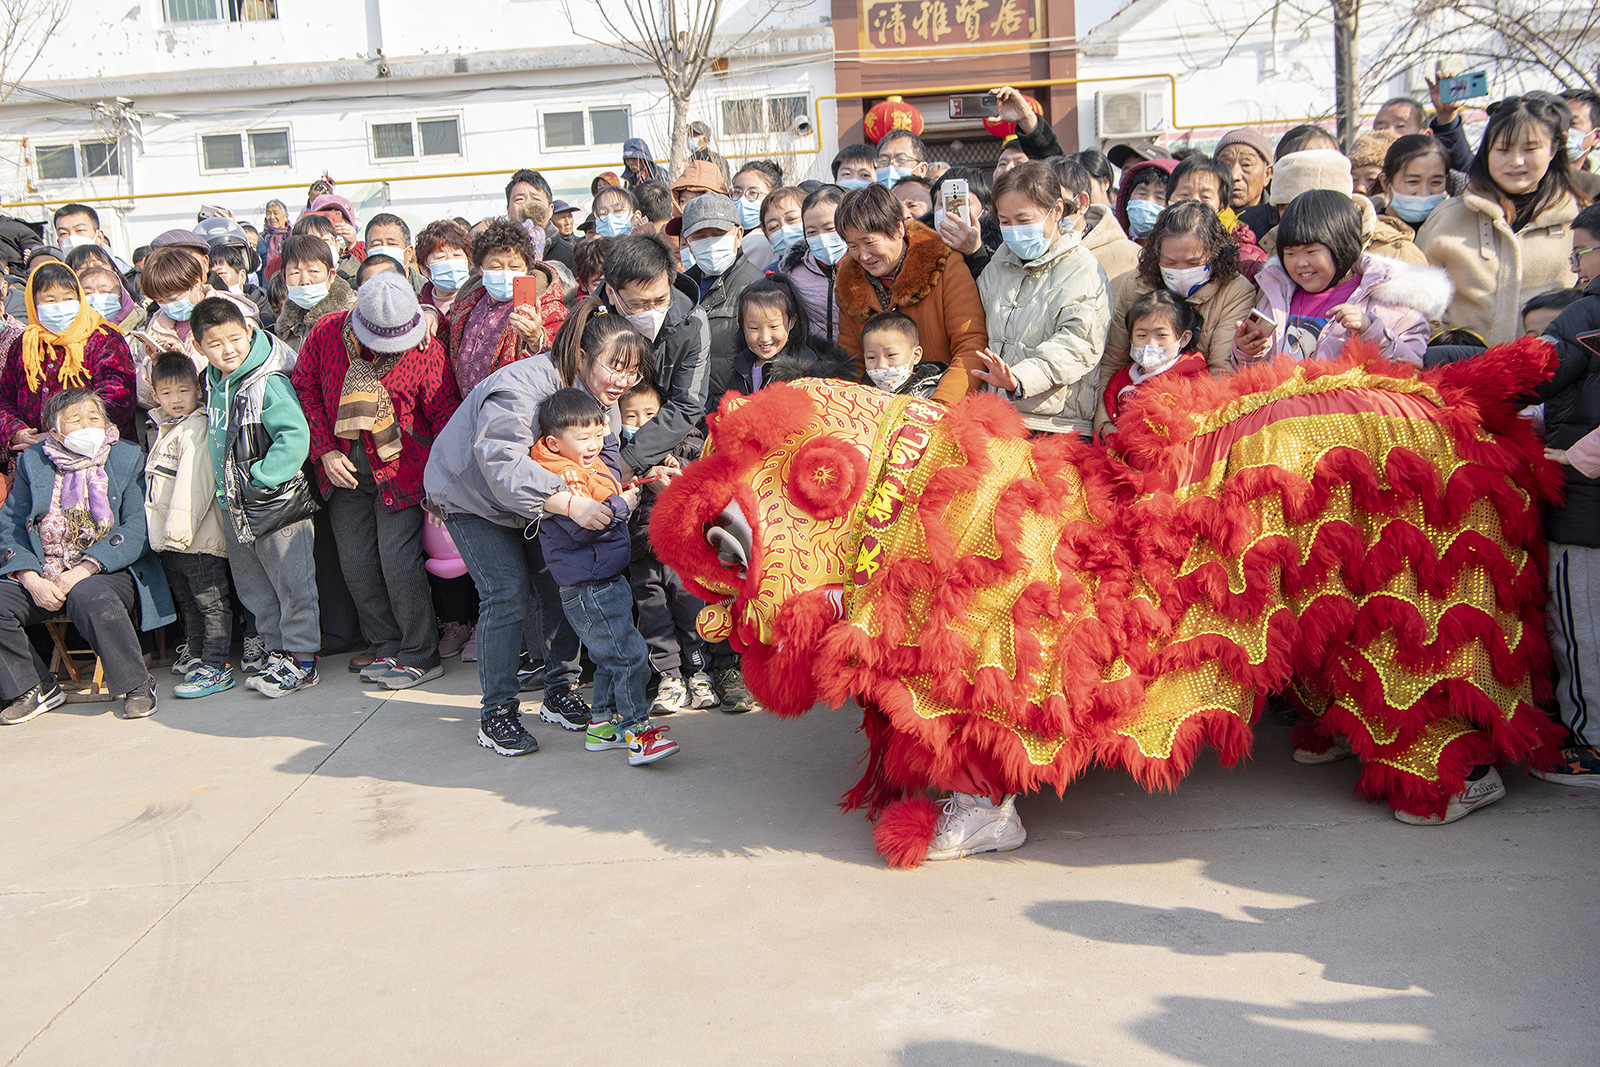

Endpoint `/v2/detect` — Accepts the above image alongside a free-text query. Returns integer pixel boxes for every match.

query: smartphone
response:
[511,273,543,309]
[940,178,970,228]
[949,93,1000,120]
[1247,308,1276,331]
[1438,70,1488,104]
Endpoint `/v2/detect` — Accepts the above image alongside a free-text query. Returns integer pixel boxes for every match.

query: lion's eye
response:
[787,435,867,520]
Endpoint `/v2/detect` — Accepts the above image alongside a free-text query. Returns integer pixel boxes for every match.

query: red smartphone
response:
[512,273,543,309]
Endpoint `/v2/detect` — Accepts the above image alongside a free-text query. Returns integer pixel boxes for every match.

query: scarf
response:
[39,425,118,580]
[866,247,908,312]
[530,439,621,503]
[333,318,405,463]
[21,266,103,393]
[449,282,517,394]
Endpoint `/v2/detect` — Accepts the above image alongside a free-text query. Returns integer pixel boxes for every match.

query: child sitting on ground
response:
[860,310,946,398]
[532,387,679,766]
[1100,289,1210,439]
[619,381,716,715]
[145,351,233,698]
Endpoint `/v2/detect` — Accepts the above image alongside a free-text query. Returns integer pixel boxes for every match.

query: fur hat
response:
[1270,149,1353,207]
[1350,130,1397,170]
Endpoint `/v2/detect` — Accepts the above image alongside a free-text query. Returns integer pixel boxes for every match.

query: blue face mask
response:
[837,178,873,191]
[428,258,470,292]
[161,297,195,322]
[877,165,910,187]
[482,269,518,302]
[771,222,804,257]
[36,300,81,334]
[86,292,122,318]
[287,283,328,310]
[1125,199,1163,238]
[736,197,762,231]
[620,425,638,442]
[596,213,632,238]
[807,231,848,266]
[1001,222,1054,262]
[1389,191,1446,224]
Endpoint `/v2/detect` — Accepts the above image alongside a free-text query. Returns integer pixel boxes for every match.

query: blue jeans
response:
[445,513,582,713]
[559,576,649,730]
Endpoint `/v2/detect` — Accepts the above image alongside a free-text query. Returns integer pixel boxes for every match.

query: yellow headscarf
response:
[21,263,105,393]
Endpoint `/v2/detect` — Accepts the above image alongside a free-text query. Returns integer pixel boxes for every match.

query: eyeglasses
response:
[874,154,920,168]
[730,187,766,201]
[600,361,642,386]
[1571,246,1600,269]
[611,289,670,315]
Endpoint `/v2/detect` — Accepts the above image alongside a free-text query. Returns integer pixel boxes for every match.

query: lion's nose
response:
[704,502,753,579]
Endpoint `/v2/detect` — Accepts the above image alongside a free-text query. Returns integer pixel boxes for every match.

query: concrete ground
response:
[2,658,1596,1067]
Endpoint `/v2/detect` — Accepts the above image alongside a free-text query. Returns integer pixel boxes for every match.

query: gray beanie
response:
[351,273,426,353]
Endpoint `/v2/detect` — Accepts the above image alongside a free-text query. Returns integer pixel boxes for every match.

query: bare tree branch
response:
[0,0,70,108]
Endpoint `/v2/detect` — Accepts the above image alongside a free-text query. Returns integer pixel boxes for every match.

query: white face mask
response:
[679,245,695,271]
[61,427,106,457]
[625,306,668,341]
[687,233,739,276]
[1160,263,1211,298]
[367,245,405,264]
[58,234,97,255]
[867,364,914,391]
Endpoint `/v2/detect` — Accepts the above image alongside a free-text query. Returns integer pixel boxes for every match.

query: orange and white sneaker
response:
[625,721,679,766]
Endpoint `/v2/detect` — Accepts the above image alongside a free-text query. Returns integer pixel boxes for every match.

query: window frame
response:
[33,138,126,184]
[718,93,812,139]
[365,113,466,165]
[538,105,633,152]
[197,126,293,174]
[163,0,279,22]
[34,143,80,182]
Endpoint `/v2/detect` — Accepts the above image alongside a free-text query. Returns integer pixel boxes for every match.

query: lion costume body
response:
[650,341,1566,866]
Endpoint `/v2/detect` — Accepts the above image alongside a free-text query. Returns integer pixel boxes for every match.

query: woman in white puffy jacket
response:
[972,162,1112,438]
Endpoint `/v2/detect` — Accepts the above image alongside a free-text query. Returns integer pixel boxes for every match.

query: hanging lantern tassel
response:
[984,94,1044,139]
[863,96,926,143]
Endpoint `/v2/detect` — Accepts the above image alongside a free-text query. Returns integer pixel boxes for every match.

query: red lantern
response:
[863,96,925,143]
[984,94,1043,139]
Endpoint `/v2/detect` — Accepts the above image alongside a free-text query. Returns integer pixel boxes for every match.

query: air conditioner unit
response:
[1096,88,1169,139]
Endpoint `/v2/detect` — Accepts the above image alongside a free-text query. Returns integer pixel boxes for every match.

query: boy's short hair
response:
[355,254,403,287]
[537,387,608,438]
[292,214,338,240]
[1574,201,1600,240]
[280,234,334,272]
[132,244,152,267]
[573,235,612,284]
[831,143,876,179]
[365,212,411,245]
[191,295,249,341]
[619,381,662,407]
[152,350,198,387]
[633,181,673,223]
[861,310,919,348]
[53,203,99,230]
[208,243,248,275]
[1522,288,1586,320]
[505,168,552,204]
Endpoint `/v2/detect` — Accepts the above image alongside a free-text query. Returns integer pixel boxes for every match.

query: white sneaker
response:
[651,675,687,716]
[925,793,1026,861]
[1394,766,1506,825]
[686,671,719,710]
[1293,735,1354,764]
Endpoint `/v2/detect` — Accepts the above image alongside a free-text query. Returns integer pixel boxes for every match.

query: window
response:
[80,141,121,177]
[201,133,245,171]
[248,129,290,167]
[369,116,463,161]
[36,144,77,181]
[590,107,630,145]
[721,99,763,136]
[164,0,277,21]
[768,95,809,133]
[544,111,585,149]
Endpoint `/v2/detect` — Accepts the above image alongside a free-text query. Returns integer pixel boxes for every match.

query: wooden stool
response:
[43,620,113,702]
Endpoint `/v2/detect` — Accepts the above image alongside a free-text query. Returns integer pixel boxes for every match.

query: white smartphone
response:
[941,178,970,228]
[1248,308,1275,331]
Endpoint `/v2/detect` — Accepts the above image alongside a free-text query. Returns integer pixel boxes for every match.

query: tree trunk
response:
[669,92,691,184]
[1332,0,1359,152]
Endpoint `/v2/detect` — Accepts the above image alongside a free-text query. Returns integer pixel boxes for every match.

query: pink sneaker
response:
[438,621,471,658]
[459,627,477,662]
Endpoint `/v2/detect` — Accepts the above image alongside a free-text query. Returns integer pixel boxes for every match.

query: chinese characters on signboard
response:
[860,0,1039,51]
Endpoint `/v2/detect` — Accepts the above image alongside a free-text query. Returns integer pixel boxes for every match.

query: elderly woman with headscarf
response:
[0,262,136,453]
[0,387,175,724]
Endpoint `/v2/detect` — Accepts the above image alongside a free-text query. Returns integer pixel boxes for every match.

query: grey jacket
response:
[976,233,1111,436]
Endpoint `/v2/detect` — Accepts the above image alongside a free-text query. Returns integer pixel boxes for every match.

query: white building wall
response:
[1,0,837,256]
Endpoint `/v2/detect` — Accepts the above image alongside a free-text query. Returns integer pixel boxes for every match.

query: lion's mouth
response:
[705,501,754,581]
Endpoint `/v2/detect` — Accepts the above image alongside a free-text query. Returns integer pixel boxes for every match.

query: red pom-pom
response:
[786,435,867,520]
[872,795,941,868]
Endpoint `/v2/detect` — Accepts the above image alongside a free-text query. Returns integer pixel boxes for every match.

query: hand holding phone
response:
[949,93,1000,120]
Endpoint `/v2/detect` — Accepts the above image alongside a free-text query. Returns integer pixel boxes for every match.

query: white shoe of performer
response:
[926,792,1027,861]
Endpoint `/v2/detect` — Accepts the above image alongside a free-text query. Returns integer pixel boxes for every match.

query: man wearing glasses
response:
[876,131,931,187]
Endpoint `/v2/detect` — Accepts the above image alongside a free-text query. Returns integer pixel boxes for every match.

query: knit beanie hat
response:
[1214,127,1273,165]
[1349,130,1396,170]
[351,273,425,353]
[1269,149,1353,207]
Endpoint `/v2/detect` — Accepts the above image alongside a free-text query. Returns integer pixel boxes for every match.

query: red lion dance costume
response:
[650,341,1566,866]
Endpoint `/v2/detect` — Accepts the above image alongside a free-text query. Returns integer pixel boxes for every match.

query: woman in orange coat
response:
[835,184,988,405]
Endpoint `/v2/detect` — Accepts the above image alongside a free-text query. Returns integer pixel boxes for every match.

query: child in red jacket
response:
[1101,289,1210,440]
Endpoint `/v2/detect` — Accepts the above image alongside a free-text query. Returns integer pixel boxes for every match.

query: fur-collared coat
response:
[836,219,988,406]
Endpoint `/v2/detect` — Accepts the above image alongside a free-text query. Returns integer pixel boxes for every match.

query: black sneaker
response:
[122,678,158,719]
[1,679,67,725]
[538,686,591,731]
[517,652,546,692]
[478,705,539,756]
[711,667,760,714]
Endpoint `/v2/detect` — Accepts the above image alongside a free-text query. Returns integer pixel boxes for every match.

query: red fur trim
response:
[786,435,868,520]
[704,383,818,471]
[872,795,941,868]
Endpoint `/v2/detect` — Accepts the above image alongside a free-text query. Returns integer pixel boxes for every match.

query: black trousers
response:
[627,555,707,677]
[327,488,439,669]
[0,572,146,698]
[162,551,232,667]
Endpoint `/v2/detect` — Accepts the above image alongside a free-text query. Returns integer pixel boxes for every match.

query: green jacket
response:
[205,328,310,506]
